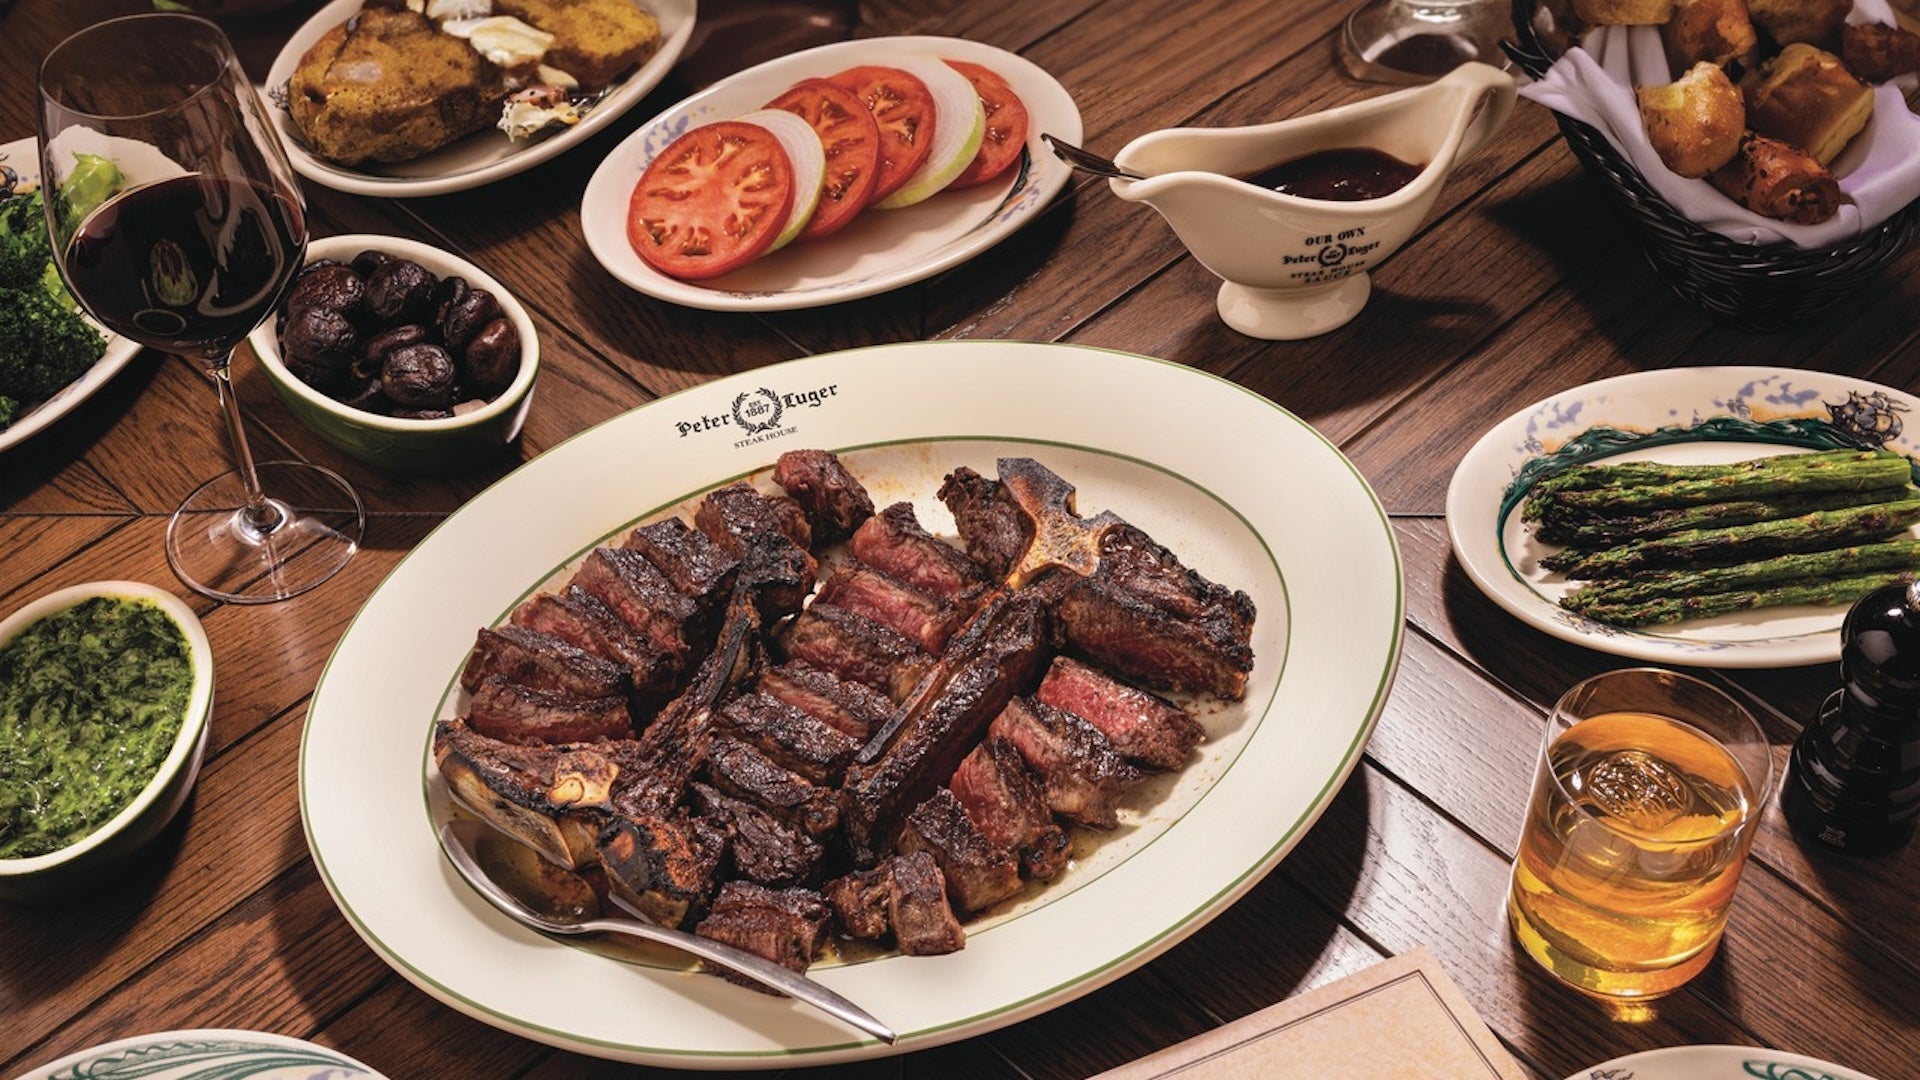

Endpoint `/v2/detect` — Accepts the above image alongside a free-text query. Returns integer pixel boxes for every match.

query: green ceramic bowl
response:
[250,235,540,474]
[0,581,214,904]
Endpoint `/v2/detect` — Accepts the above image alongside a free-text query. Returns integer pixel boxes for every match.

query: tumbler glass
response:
[1509,668,1773,1001]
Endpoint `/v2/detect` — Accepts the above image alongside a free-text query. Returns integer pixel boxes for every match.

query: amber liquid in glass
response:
[1509,711,1757,999]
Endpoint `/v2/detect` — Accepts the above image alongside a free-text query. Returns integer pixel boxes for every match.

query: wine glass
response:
[1339,0,1511,84]
[38,13,363,604]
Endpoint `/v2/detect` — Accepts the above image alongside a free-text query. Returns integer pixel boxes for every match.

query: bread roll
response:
[1743,43,1874,164]
[1639,61,1746,177]
[1744,0,1849,49]
[1842,22,1920,81]
[1661,0,1759,69]
[1708,131,1843,222]
[1572,0,1675,24]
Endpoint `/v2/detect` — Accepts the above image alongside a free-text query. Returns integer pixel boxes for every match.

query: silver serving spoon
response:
[1041,133,1147,181]
[436,818,896,1045]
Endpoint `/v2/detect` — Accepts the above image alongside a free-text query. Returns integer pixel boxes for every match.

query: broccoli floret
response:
[0,284,106,411]
[0,191,52,294]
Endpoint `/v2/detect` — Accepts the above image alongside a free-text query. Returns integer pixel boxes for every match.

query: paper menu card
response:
[1093,947,1528,1080]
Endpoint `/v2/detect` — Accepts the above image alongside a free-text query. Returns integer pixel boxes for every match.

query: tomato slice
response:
[826,65,936,204]
[765,78,881,242]
[945,60,1030,189]
[626,120,795,281]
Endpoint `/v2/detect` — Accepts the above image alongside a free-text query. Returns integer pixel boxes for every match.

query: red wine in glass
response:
[62,175,304,359]
[39,13,363,603]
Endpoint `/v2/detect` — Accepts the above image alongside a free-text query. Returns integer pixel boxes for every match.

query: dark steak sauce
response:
[1246,147,1424,202]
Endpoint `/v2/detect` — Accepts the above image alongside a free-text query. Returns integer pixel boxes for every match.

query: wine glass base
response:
[166,460,365,604]
[1340,0,1511,84]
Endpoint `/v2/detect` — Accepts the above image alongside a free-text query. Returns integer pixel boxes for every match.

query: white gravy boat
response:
[1109,62,1516,340]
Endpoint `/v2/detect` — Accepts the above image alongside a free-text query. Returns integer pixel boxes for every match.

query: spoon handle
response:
[586,904,897,1045]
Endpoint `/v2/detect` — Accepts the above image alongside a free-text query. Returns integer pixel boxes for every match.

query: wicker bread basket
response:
[1505,0,1920,331]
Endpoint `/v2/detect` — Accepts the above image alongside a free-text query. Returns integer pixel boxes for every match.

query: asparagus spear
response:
[1562,539,1920,611]
[1534,487,1909,546]
[1523,450,1911,519]
[1527,448,1900,499]
[1542,497,1920,578]
[1571,571,1913,628]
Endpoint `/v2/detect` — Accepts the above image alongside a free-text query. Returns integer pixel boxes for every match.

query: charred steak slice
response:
[623,516,739,613]
[690,782,823,887]
[756,659,893,741]
[774,448,874,544]
[598,810,727,929]
[433,718,630,868]
[950,735,1071,880]
[696,482,814,556]
[840,589,1057,866]
[778,603,932,703]
[510,588,678,704]
[848,502,989,604]
[937,465,1031,581]
[460,624,630,701]
[825,852,965,955]
[990,697,1140,829]
[705,736,841,838]
[572,546,701,663]
[816,560,965,654]
[465,674,632,745]
[695,880,833,983]
[715,692,857,786]
[1059,523,1255,700]
[897,788,1023,916]
[1034,655,1206,769]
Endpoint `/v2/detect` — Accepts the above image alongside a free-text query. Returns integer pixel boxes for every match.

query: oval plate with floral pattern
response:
[1565,1043,1880,1080]
[15,1029,387,1080]
[1447,367,1920,667]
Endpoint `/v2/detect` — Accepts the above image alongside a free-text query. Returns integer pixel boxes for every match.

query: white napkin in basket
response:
[1518,0,1920,248]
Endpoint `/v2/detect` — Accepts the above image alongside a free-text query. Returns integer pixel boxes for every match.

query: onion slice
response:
[739,109,826,250]
[870,56,985,210]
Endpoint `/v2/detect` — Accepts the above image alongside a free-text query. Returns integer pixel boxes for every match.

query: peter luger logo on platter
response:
[672,383,841,448]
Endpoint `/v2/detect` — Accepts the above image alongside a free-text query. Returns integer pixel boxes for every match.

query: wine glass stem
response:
[209,357,285,536]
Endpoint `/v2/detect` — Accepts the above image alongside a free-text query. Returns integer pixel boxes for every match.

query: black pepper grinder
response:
[1781,580,1920,856]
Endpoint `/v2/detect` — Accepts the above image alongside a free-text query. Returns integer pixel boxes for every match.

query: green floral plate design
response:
[1565,1043,1881,1080]
[19,1030,386,1080]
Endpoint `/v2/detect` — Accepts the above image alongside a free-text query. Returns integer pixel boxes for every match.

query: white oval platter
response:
[300,341,1402,1068]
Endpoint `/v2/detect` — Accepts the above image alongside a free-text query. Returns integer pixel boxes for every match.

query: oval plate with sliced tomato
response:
[580,36,1079,311]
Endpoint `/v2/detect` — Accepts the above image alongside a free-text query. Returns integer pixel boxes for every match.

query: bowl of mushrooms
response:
[250,234,539,474]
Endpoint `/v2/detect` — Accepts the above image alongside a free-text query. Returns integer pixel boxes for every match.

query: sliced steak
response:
[823,851,966,955]
[510,588,678,703]
[596,809,726,929]
[433,718,630,869]
[816,560,965,654]
[840,589,1058,865]
[778,603,931,703]
[1059,523,1255,700]
[1034,655,1206,769]
[848,501,989,604]
[572,546,701,663]
[705,736,841,838]
[897,788,1023,916]
[690,782,823,887]
[623,515,739,613]
[756,659,893,741]
[950,735,1070,880]
[694,881,832,981]
[716,692,858,786]
[465,674,632,745]
[989,697,1139,829]
[695,481,814,556]
[460,624,630,701]
[937,465,1030,581]
[824,863,892,942]
[774,448,874,543]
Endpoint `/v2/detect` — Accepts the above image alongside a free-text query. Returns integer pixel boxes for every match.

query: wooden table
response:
[4,1,1918,1077]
